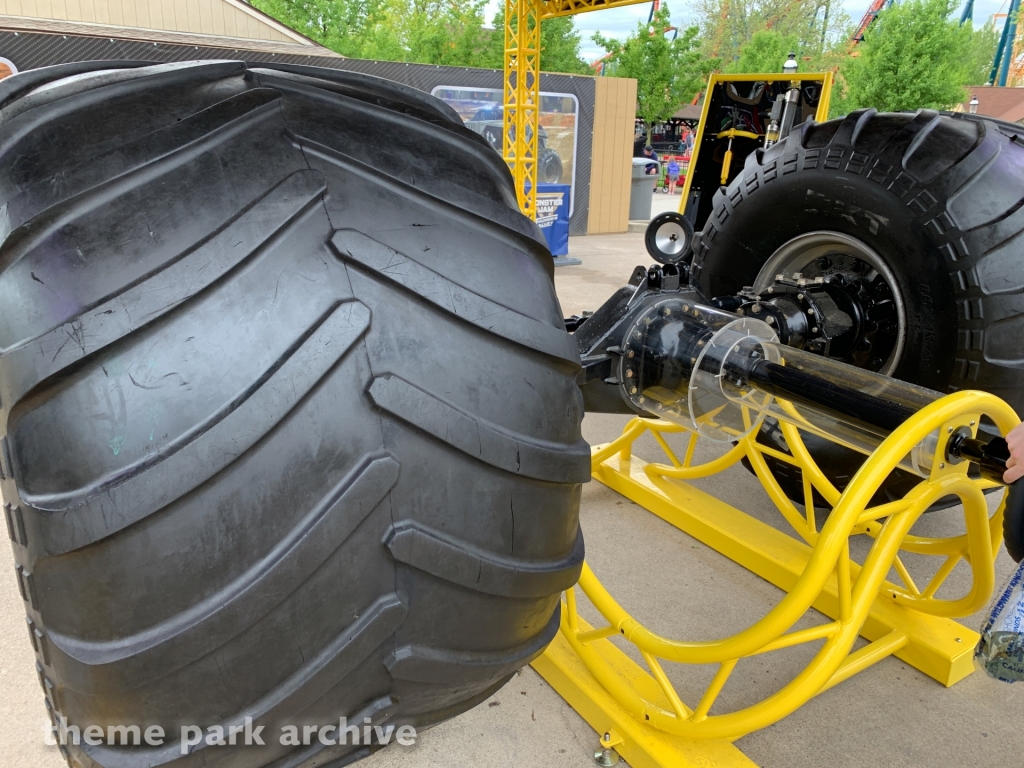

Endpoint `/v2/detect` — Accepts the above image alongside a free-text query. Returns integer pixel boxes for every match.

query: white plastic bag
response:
[975,560,1024,682]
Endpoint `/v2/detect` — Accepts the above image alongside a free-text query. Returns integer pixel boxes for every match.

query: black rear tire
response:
[0,61,588,767]
[693,110,1024,503]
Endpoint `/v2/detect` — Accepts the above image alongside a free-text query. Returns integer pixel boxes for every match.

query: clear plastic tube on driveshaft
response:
[619,297,941,477]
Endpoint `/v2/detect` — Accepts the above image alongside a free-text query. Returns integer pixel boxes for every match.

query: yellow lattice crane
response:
[502,0,651,218]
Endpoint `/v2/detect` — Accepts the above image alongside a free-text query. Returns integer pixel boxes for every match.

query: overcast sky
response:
[483,0,1010,64]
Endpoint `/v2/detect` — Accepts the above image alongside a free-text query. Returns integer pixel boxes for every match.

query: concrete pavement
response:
[2,231,1023,768]
[649,188,685,219]
[628,188,684,232]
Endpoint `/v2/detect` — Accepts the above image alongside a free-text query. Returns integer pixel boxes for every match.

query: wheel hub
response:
[655,221,687,257]
[751,231,906,374]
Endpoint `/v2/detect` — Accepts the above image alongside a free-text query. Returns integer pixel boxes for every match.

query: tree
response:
[726,30,800,73]
[593,6,711,141]
[252,0,494,67]
[389,0,493,67]
[966,20,1000,85]
[842,0,978,112]
[538,16,591,74]
[250,0,395,59]
[693,0,848,70]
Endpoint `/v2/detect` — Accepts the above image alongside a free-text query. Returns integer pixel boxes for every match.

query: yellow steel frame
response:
[532,390,1018,766]
[677,72,834,217]
[504,0,541,217]
[542,0,653,18]
[505,8,1011,766]
[503,0,655,218]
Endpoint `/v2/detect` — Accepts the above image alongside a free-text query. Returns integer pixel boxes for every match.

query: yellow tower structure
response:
[503,0,651,218]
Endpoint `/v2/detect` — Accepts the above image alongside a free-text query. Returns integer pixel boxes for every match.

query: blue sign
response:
[536,183,570,256]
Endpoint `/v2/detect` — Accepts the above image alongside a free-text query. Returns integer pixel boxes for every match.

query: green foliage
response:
[966,20,1000,85]
[726,30,800,73]
[250,0,393,59]
[539,16,591,74]
[390,0,493,67]
[694,0,849,68]
[593,6,712,139]
[842,0,978,111]
[252,0,492,66]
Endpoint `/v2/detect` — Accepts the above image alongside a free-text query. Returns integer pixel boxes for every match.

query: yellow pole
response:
[504,0,541,219]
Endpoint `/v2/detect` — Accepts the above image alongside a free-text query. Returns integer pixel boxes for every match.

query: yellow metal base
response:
[592,453,978,686]
[530,393,1015,767]
[532,622,757,768]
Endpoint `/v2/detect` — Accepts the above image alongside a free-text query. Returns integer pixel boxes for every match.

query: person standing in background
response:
[666,157,681,195]
[642,144,659,193]
[642,144,659,174]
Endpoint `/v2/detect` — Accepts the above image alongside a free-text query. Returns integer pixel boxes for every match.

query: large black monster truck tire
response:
[692,109,1024,503]
[0,61,589,768]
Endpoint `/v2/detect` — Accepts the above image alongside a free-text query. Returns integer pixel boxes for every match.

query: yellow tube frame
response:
[532,390,1017,765]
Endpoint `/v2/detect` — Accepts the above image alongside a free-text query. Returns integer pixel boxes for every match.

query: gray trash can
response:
[629,157,658,221]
